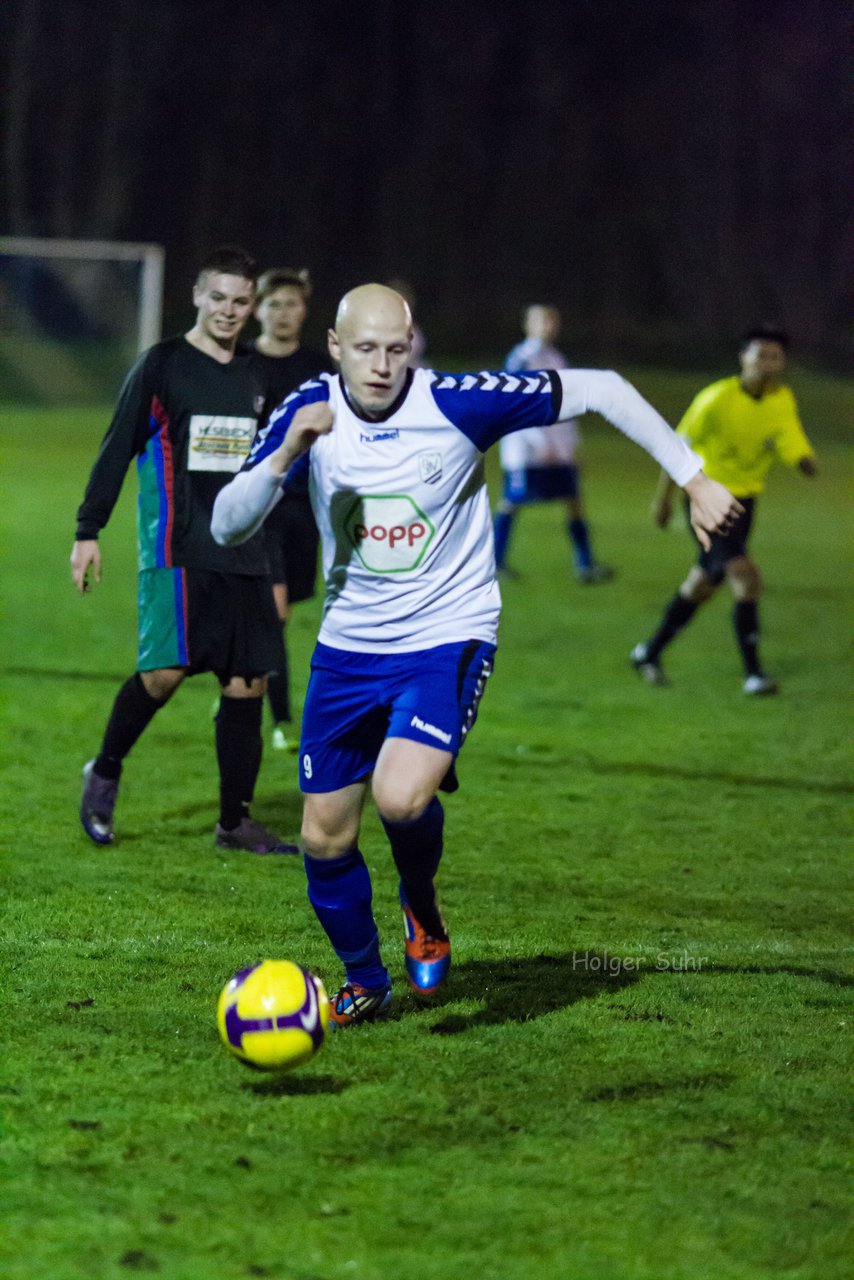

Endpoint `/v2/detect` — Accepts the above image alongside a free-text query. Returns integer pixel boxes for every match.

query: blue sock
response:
[380,796,445,936]
[303,849,389,989]
[568,517,593,570]
[493,510,515,569]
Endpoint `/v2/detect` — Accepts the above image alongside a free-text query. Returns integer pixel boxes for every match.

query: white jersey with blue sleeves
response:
[500,337,579,471]
[213,366,702,653]
[260,368,560,651]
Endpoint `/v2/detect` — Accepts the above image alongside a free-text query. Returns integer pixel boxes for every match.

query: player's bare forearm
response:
[682,471,742,552]
[652,468,677,527]
[70,539,101,593]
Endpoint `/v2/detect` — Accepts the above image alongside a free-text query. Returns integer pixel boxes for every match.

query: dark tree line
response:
[3,0,850,363]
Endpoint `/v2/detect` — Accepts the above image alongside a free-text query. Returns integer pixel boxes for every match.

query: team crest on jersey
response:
[418,451,443,484]
[254,395,265,415]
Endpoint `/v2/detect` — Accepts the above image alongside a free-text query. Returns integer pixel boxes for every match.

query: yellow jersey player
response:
[631,325,816,694]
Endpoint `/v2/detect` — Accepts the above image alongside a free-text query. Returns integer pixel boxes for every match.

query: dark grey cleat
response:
[214,817,299,855]
[577,563,616,584]
[80,760,118,845]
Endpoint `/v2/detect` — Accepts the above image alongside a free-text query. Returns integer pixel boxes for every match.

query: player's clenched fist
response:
[269,402,334,475]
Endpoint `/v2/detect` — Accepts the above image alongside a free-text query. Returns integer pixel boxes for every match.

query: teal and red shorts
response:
[137,567,281,685]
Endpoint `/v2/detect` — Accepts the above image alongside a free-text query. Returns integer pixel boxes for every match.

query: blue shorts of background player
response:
[299,639,495,792]
[494,466,614,584]
[502,463,580,505]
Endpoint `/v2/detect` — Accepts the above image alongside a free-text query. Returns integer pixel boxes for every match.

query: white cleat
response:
[743,674,779,696]
[271,724,299,752]
[630,644,669,687]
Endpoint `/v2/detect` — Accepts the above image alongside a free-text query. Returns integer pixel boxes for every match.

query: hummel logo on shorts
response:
[410,714,452,745]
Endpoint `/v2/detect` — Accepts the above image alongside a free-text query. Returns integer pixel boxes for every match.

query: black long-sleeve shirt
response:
[76,336,270,575]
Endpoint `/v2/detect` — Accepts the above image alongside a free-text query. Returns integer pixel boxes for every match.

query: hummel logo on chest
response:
[360,429,400,444]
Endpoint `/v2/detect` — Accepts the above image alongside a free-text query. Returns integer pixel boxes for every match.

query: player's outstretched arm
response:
[212,401,333,547]
[551,370,741,549]
[683,471,743,551]
[556,369,701,487]
[70,539,101,593]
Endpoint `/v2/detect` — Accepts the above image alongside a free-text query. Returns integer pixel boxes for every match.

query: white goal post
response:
[0,236,164,354]
[0,236,165,403]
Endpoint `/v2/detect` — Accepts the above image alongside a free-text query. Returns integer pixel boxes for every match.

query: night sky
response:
[3,0,850,362]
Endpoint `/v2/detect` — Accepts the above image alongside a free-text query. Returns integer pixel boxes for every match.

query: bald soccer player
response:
[212,284,741,1025]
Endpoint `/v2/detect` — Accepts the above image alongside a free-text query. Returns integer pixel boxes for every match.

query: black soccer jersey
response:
[250,343,334,600]
[251,344,335,420]
[76,336,270,575]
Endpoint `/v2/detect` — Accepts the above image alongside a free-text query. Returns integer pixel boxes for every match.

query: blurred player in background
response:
[212,283,740,1026]
[631,325,817,693]
[493,304,614,584]
[386,278,427,367]
[251,268,334,752]
[71,246,296,854]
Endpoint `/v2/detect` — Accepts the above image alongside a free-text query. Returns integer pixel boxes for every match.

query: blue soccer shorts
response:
[503,463,580,505]
[298,640,496,793]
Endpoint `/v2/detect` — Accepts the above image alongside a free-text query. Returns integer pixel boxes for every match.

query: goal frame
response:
[0,235,165,355]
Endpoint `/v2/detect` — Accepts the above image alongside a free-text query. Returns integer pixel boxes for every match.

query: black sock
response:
[645,594,699,662]
[267,623,291,724]
[94,673,164,780]
[216,696,263,830]
[734,600,763,676]
[380,797,446,937]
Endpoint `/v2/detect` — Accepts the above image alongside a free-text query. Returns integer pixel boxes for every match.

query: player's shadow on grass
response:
[427,952,641,1035]
[427,953,854,1035]
[581,757,851,796]
[683,961,854,988]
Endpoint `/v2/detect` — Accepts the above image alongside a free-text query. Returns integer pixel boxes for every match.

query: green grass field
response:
[1,368,851,1280]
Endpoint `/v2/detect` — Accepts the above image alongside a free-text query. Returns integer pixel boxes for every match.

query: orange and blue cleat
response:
[329,980,393,1027]
[401,892,451,995]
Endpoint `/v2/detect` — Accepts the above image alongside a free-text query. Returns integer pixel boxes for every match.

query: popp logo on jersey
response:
[343,495,436,573]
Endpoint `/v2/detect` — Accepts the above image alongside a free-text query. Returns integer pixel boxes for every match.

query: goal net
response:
[0,237,164,405]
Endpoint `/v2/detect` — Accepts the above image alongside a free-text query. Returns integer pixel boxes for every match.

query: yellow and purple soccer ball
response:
[217,960,331,1072]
